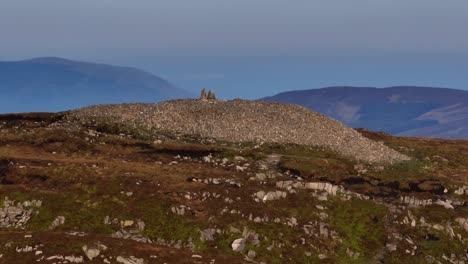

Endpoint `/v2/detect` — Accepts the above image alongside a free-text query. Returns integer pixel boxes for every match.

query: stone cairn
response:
[200,88,216,101]
[200,88,207,100]
[207,90,216,100]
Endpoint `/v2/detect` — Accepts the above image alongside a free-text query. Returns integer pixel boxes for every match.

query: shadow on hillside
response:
[0,112,64,123]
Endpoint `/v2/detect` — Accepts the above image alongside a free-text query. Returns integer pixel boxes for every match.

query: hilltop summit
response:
[68,99,409,163]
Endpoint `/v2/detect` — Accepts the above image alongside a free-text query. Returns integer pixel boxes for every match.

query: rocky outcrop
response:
[0,197,42,228]
[231,228,260,253]
[399,196,433,207]
[275,180,369,200]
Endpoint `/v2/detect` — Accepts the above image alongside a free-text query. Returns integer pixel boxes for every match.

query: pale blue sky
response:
[1,0,467,98]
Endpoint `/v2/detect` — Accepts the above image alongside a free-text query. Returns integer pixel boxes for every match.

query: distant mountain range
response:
[263,86,468,139]
[0,57,192,113]
[2,58,467,139]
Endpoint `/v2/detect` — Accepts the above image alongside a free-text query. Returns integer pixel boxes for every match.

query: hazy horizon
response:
[1,0,468,99]
[3,54,468,100]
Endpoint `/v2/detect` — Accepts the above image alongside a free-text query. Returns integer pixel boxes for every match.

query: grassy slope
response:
[0,113,466,263]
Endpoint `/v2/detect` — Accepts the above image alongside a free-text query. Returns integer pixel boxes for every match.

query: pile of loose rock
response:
[0,197,42,228]
[68,99,409,163]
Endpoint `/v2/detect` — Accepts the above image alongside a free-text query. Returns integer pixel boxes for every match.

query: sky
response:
[1,0,468,98]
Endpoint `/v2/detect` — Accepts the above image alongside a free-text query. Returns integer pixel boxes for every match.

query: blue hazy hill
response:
[0,57,193,113]
[263,86,468,139]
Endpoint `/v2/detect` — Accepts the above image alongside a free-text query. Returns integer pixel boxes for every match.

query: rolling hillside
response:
[0,57,192,113]
[263,86,468,139]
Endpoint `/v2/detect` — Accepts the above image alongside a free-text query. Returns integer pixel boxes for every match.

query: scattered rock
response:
[49,215,65,229]
[231,238,246,252]
[386,243,397,252]
[0,197,42,228]
[400,196,433,207]
[171,205,191,216]
[255,173,267,181]
[64,255,84,263]
[116,256,144,264]
[455,218,468,232]
[200,228,216,242]
[453,186,467,195]
[247,250,256,258]
[434,199,454,209]
[82,245,100,261]
[121,220,135,227]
